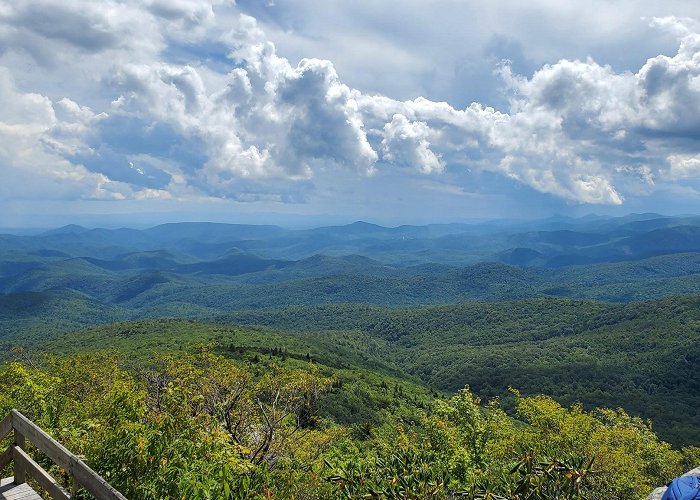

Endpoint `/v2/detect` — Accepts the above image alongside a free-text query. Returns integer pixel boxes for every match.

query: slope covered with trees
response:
[28,294,700,448]
[1,349,696,499]
[2,215,700,497]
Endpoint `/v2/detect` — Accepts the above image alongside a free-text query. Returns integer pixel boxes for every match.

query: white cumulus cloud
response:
[381,114,444,174]
[2,3,700,208]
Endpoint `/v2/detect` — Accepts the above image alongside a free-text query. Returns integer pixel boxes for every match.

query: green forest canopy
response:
[1,349,697,499]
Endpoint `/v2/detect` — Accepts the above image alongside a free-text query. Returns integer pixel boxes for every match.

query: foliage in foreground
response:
[0,351,697,499]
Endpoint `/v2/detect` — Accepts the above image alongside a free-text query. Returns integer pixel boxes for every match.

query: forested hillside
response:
[1,215,700,498]
[32,297,700,447]
[1,347,697,499]
[3,216,700,324]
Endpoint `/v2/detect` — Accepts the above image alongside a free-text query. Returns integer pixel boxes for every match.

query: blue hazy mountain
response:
[3,213,700,448]
[2,214,700,314]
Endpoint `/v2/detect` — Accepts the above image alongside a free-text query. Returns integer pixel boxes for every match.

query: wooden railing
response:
[0,409,126,500]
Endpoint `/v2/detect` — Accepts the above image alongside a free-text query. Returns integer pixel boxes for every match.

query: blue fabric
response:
[662,476,700,500]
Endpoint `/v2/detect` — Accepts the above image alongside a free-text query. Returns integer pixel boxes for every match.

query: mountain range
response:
[2,213,700,446]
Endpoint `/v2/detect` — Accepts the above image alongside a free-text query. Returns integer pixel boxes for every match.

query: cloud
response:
[3,3,700,209]
[665,154,700,179]
[0,68,168,201]
[0,1,162,65]
[108,22,377,198]
[491,16,700,199]
[381,114,444,174]
[146,0,216,26]
[637,18,700,137]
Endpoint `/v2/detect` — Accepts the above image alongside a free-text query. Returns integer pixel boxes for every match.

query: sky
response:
[3,1,700,227]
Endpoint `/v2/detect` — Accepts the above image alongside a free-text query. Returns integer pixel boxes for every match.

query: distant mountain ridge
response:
[3,213,700,266]
[1,215,700,311]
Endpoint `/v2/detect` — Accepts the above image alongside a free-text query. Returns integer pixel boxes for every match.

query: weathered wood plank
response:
[12,434,25,486]
[0,415,11,441]
[12,446,70,500]
[68,460,125,500]
[0,447,11,470]
[0,477,42,500]
[10,411,125,500]
[10,412,71,471]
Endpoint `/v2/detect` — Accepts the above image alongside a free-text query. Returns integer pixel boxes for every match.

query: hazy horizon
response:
[3,2,700,225]
[0,210,694,234]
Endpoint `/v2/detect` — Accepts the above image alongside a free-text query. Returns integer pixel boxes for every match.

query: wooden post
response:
[14,427,26,485]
